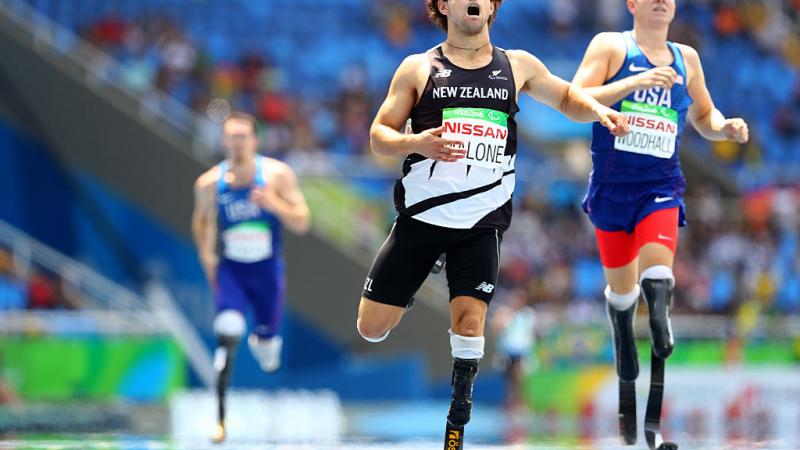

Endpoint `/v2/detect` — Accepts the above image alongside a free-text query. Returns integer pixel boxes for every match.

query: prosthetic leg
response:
[641,268,678,450]
[210,310,245,444]
[605,286,641,445]
[443,331,483,450]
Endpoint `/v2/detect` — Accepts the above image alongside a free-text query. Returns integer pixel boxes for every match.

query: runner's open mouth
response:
[467,4,480,16]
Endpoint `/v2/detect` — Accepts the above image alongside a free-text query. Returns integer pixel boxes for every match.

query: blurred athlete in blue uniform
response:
[572,0,748,447]
[192,112,310,443]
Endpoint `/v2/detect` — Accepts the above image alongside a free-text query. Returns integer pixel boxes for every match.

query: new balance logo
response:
[475,282,495,293]
[654,196,674,203]
[489,69,508,80]
[434,69,452,78]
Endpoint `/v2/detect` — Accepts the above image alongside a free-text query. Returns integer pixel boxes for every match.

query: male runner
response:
[355,1,628,446]
[572,0,748,447]
[192,112,310,443]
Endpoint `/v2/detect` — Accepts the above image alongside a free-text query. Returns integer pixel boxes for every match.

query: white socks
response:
[605,285,641,311]
[449,329,485,359]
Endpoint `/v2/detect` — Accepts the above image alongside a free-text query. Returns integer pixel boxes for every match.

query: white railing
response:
[0,220,214,386]
[0,310,165,335]
[0,220,142,313]
[145,281,215,387]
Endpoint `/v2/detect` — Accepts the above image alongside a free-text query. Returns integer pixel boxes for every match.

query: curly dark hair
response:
[426,0,504,32]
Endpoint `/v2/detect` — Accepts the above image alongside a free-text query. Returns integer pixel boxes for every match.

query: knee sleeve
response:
[213,310,245,373]
[449,329,485,359]
[605,285,640,311]
[214,310,246,339]
[639,265,674,286]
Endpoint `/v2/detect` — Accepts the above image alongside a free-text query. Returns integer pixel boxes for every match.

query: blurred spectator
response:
[86,14,128,49]
[158,27,197,78]
[713,3,744,37]
[550,0,578,35]
[27,267,82,310]
[333,66,373,156]
[596,0,625,31]
[373,2,413,48]
[491,288,537,413]
[0,247,27,311]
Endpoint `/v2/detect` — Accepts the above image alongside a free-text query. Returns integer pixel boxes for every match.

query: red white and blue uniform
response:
[582,31,693,267]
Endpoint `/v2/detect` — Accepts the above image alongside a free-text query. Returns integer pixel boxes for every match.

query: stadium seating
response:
[10,0,800,318]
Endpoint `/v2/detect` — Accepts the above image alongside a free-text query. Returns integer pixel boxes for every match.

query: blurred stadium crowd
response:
[67,0,800,171]
[12,0,800,323]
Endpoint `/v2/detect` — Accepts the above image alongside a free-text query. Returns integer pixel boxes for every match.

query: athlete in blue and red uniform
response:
[192,112,310,443]
[572,1,748,447]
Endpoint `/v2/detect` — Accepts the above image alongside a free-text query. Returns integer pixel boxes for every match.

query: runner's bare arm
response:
[511,50,629,135]
[369,55,465,162]
[263,163,311,235]
[682,45,749,143]
[192,171,219,286]
[573,33,677,106]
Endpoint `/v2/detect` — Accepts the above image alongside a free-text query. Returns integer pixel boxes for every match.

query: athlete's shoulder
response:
[591,31,626,44]
[505,49,548,82]
[194,165,221,192]
[261,157,298,184]
[396,52,430,71]
[402,52,430,65]
[673,43,700,65]
[504,48,533,60]
[399,52,431,75]
[586,32,626,56]
[505,49,545,68]
[389,52,430,86]
[261,156,293,174]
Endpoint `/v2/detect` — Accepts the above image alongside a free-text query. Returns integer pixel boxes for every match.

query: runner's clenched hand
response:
[595,105,630,138]
[410,125,466,162]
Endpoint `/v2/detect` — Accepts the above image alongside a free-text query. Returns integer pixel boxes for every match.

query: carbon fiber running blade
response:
[619,379,637,445]
[444,424,464,450]
[645,351,679,450]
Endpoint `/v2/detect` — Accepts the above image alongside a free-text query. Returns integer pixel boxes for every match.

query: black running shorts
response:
[362,214,502,308]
